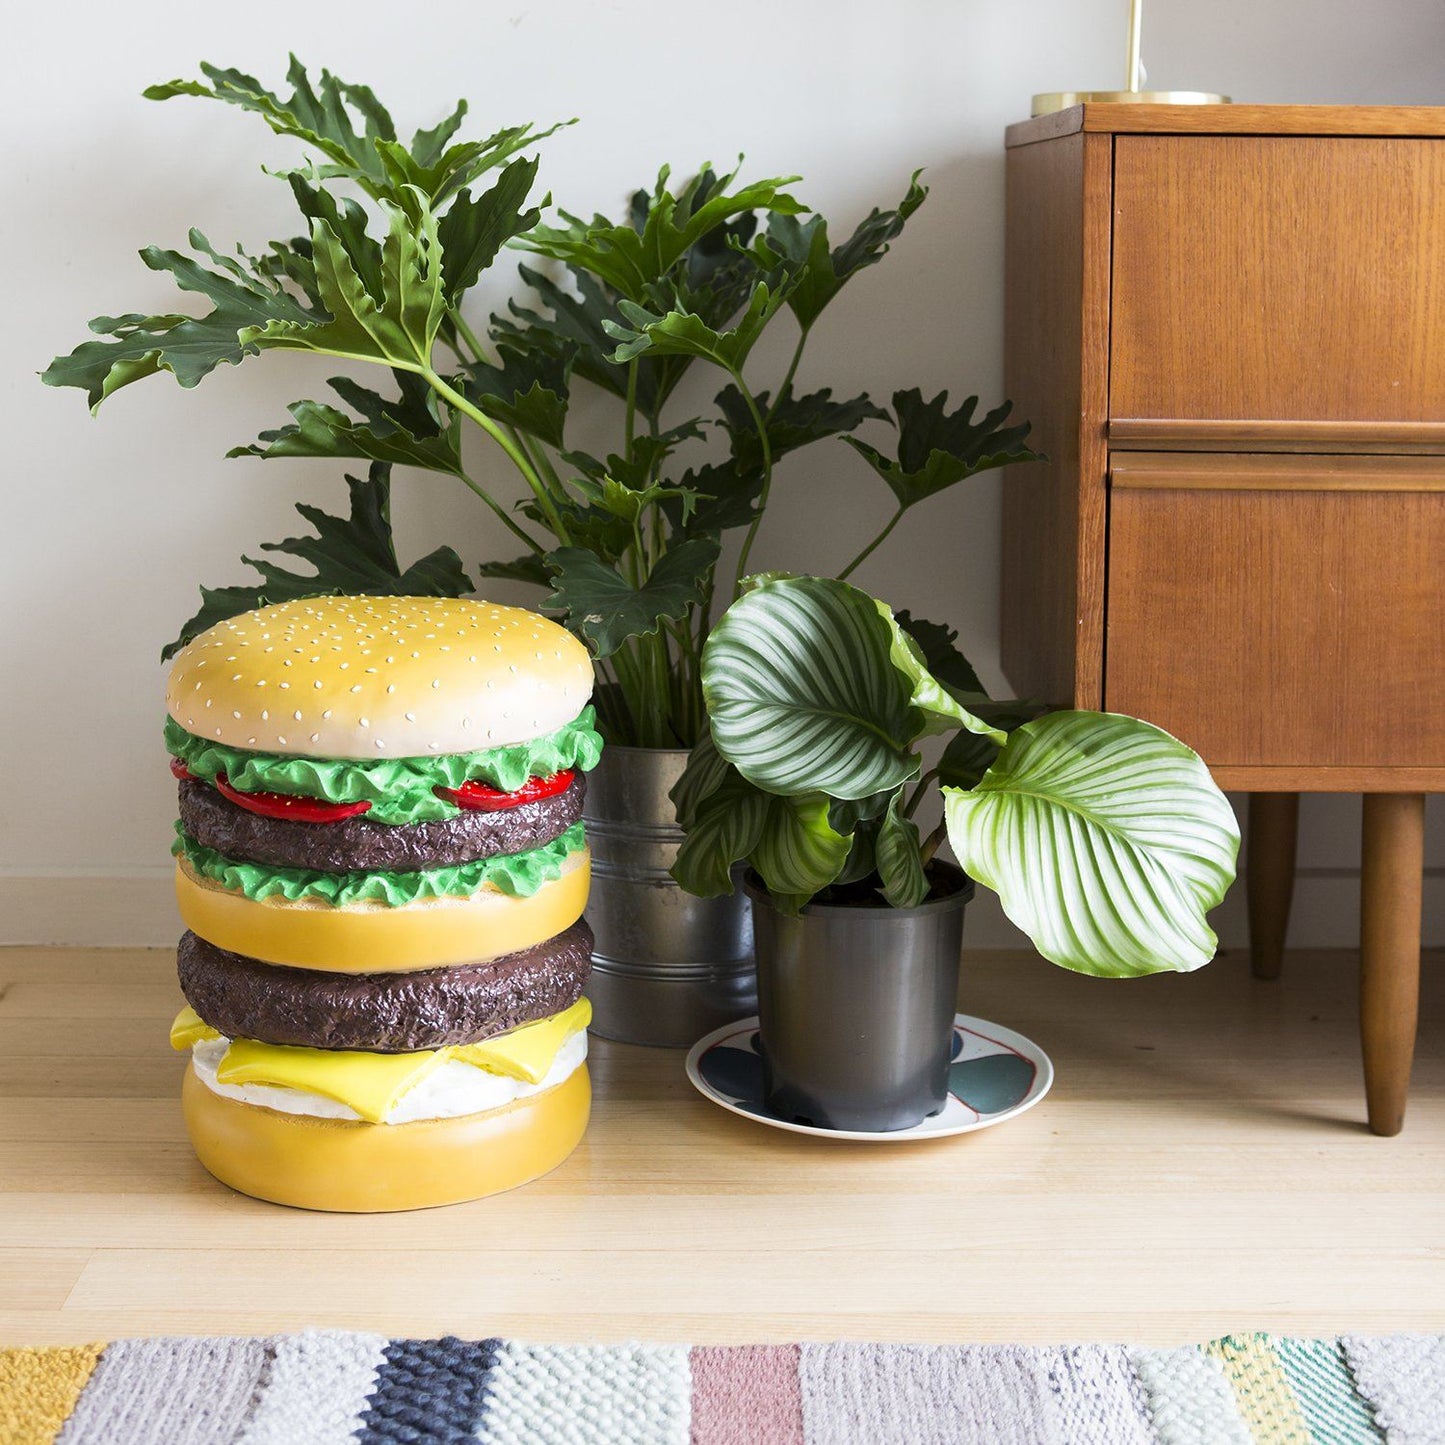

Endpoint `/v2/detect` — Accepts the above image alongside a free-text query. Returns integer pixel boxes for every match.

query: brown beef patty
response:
[177,772,585,874]
[177,921,593,1053]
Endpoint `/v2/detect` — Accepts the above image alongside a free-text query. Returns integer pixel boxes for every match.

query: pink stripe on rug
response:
[690,1345,804,1445]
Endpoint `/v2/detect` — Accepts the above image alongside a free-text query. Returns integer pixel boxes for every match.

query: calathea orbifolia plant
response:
[672,576,1240,977]
[45,58,1039,748]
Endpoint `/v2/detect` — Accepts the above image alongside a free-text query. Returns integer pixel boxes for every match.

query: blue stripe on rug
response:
[353,1335,502,1444]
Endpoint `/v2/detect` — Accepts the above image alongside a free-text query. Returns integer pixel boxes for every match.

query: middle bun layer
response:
[178,920,593,1052]
[177,772,585,873]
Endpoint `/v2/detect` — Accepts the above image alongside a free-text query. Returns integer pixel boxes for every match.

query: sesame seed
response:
[293,710,302,722]
[350,685,362,694]
[232,710,242,719]
[405,712,416,722]
[359,718,370,728]
[323,710,333,720]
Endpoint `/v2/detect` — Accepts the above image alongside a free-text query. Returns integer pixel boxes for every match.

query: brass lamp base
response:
[1032,89,1230,117]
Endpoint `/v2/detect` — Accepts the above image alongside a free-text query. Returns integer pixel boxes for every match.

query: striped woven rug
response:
[2,1332,1441,1444]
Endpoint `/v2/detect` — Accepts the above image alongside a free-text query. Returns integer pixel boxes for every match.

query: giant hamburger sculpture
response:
[163,596,602,1211]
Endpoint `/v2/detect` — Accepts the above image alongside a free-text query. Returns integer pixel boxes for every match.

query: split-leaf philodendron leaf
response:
[545,538,720,657]
[750,173,928,331]
[844,388,1040,511]
[162,464,473,660]
[603,283,790,374]
[517,164,804,303]
[943,711,1241,977]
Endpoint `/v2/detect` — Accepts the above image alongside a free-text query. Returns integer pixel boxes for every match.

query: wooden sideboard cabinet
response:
[1001,104,1445,1136]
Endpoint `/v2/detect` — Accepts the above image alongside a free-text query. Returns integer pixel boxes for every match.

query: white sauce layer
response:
[189,1029,587,1124]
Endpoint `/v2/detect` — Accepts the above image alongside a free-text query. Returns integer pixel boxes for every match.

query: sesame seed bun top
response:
[165,596,594,759]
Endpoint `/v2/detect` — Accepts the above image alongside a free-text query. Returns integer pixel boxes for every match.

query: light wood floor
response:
[1,944,1440,1347]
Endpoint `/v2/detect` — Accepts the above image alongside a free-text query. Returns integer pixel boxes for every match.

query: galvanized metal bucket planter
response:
[583,746,756,1047]
[746,865,975,1132]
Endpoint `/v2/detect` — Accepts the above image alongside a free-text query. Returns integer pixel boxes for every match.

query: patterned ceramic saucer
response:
[684,1014,1053,1142]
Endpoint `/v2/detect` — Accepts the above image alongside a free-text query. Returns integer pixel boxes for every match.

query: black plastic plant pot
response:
[744,865,975,1133]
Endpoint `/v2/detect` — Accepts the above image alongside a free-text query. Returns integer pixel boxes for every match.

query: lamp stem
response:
[1126,0,1143,92]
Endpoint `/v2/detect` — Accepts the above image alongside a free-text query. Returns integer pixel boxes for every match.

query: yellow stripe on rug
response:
[1206,1334,1312,1444]
[0,1346,105,1445]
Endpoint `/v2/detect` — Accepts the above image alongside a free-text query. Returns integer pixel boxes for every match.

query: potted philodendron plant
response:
[671,575,1241,1132]
[45,58,1038,1043]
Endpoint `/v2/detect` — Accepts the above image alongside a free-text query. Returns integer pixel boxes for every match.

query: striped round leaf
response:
[701,576,920,799]
[943,711,1239,977]
[876,787,928,908]
[671,775,851,913]
[751,791,853,913]
[877,602,1004,744]
[670,775,768,898]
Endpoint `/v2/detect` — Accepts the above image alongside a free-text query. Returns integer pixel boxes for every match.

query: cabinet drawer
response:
[1104,454,1445,768]
[1111,136,1445,425]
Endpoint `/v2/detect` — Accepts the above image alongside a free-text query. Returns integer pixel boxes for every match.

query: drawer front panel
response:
[1111,136,1445,423]
[1104,461,1445,768]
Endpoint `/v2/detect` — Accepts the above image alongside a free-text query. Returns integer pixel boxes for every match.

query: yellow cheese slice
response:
[203,1001,592,1123]
[170,1006,220,1051]
[216,1040,448,1125]
[452,999,593,1084]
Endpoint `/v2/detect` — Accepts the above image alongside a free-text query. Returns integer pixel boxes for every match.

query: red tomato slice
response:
[170,757,196,782]
[212,773,373,824]
[434,769,576,812]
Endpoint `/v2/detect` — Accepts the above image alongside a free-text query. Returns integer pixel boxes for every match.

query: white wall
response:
[4,0,1443,947]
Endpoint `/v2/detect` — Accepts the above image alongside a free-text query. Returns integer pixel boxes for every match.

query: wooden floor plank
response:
[0,945,1440,1344]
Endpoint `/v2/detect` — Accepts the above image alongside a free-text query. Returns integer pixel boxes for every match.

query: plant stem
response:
[839,505,906,581]
[624,360,638,452]
[904,768,939,819]
[729,375,774,598]
[422,369,573,545]
[919,818,949,866]
[453,469,547,555]
[451,312,490,365]
[768,323,811,418]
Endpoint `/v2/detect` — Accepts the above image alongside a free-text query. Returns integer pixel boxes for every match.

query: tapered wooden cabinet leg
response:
[1247,792,1299,980]
[1359,793,1425,1137]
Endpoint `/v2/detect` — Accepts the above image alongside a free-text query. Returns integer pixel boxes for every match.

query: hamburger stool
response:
[163,596,603,1211]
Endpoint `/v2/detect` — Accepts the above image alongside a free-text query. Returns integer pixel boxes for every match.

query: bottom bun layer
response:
[174,848,590,972]
[182,1061,590,1212]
